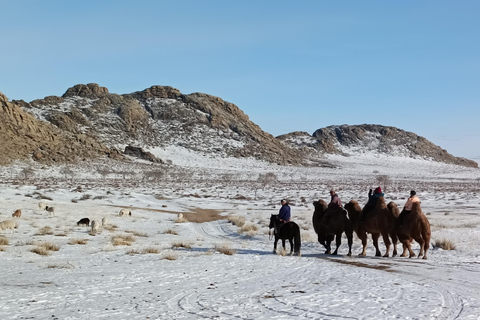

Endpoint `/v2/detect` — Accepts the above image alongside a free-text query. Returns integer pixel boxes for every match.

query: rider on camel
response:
[360,186,384,221]
[398,190,420,228]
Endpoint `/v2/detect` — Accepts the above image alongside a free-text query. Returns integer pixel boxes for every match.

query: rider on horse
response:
[278,199,291,223]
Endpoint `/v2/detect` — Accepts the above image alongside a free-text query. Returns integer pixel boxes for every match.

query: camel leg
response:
[400,242,409,257]
[371,233,382,256]
[358,231,368,256]
[332,233,342,255]
[346,231,353,257]
[391,233,398,257]
[381,232,392,257]
[414,236,425,259]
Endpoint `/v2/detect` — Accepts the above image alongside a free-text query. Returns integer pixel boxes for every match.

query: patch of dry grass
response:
[142,247,161,254]
[39,242,60,251]
[434,238,456,250]
[164,229,178,235]
[276,248,288,256]
[126,249,140,255]
[68,238,89,245]
[112,234,135,246]
[163,252,178,260]
[35,226,53,236]
[0,237,9,246]
[125,230,149,237]
[239,224,259,234]
[31,247,50,256]
[228,215,245,227]
[174,217,188,223]
[215,243,236,255]
[172,241,193,249]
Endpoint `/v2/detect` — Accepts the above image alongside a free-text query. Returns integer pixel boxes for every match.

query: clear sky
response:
[1,1,479,160]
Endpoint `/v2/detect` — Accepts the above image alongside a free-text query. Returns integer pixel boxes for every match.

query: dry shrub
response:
[164,229,178,235]
[68,238,88,245]
[434,238,456,250]
[112,234,136,246]
[0,247,6,252]
[39,242,60,251]
[35,226,53,236]
[31,247,50,256]
[215,243,236,255]
[0,237,9,246]
[240,224,258,234]
[228,215,245,227]
[163,252,178,260]
[172,241,193,249]
[126,249,140,255]
[125,230,149,237]
[55,232,68,237]
[142,247,160,254]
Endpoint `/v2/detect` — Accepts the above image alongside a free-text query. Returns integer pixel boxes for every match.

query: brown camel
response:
[395,202,431,259]
[345,198,398,257]
[312,200,353,256]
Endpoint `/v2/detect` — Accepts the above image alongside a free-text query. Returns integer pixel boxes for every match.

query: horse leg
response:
[282,239,286,252]
[372,233,382,257]
[289,238,294,255]
[273,237,278,253]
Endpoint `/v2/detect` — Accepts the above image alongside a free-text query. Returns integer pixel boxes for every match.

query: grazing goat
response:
[119,208,132,216]
[0,220,18,233]
[91,220,101,234]
[45,206,55,216]
[101,216,109,226]
[38,202,47,210]
[12,209,22,218]
[77,218,90,227]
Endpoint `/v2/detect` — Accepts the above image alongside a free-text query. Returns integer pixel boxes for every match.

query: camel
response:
[395,202,431,259]
[345,197,398,257]
[312,200,353,256]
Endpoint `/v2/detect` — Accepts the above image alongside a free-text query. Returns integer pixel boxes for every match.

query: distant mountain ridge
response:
[0,83,477,168]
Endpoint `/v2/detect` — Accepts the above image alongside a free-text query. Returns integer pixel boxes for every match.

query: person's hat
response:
[374,186,382,194]
[410,190,416,195]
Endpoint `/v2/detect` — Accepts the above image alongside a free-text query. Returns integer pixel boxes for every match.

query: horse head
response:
[269,214,279,229]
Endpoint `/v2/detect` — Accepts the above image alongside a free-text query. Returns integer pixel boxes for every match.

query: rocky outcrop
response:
[279,124,478,168]
[0,91,122,165]
[123,146,162,163]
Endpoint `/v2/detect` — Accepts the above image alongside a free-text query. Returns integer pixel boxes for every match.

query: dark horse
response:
[269,214,301,256]
[312,200,353,256]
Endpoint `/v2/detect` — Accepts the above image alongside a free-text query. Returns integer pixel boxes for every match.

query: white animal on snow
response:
[177,213,184,220]
[38,202,47,210]
[91,220,101,234]
[119,209,132,216]
[0,219,18,233]
[101,216,109,226]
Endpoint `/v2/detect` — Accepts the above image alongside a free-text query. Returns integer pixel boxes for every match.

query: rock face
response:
[0,90,122,165]
[278,124,478,168]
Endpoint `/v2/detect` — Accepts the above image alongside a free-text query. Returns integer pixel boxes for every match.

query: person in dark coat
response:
[360,186,384,221]
[278,199,291,222]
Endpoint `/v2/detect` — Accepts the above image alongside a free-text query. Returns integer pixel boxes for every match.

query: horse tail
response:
[294,226,301,256]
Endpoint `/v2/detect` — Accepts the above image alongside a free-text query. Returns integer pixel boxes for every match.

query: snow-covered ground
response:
[0,152,479,319]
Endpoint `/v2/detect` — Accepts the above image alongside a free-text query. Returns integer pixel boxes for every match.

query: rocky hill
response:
[1,84,477,168]
[4,83,300,166]
[277,124,478,168]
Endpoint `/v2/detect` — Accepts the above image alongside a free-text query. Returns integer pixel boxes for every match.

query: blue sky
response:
[1,1,479,160]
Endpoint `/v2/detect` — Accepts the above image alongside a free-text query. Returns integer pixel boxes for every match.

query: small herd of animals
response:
[0,203,133,235]
[269,196,431,260]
